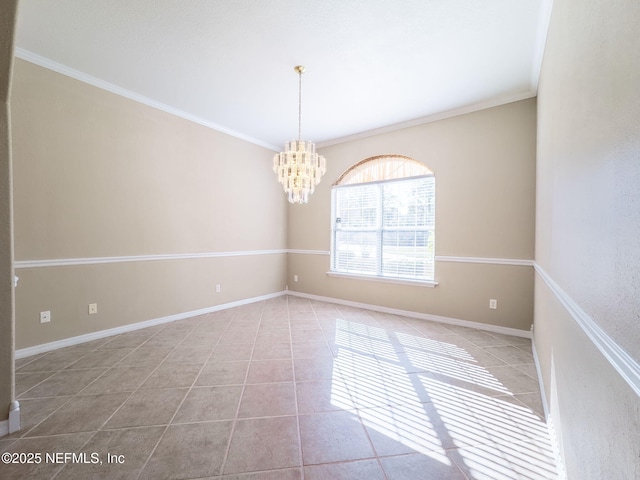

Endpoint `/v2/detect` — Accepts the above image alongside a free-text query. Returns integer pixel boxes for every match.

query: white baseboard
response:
[16,291,286,359]
[531,337,549,419]
[287,290,532,338]
[532,338,567,480]
[0,401,18,437]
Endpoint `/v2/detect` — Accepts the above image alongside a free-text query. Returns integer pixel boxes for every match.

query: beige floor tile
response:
[224,416,300,474]
[210,343,254,361]
[484,365,541,394]
[196,361,249,386]
[258,317,291,330]
[252,342,292,360]
[291,341,332,359]
[452,443,558,480]
[304,459,386,480]
[289,318,321,330]
[459,331,511,347]
[217,328,258,345]
[193,319,231,333]
[294,357,337,381]
[255,328,291,344]
[79,365,156,395]
[15,349,88,372]
[299,410,374,465]
[116,346,173,366]
[296,377,355,413]
[484,345,535,365]
[99,334,154,349]
[488,332,532,346]
[27,392,130,436]
[143,332,190,347]
[57,426,165,479]
[380,452,467,480]
[15,353,46,369]
[290,328,325,343]
[66,348,134,369]
[105,388,187,428]
[164,345,214,364]
[359,402,454,455]
[139,362,202,389]
[20,368,107,398]
[222,468,302,480]
[173,385,243,423]
[15,371,54,397]
[139,421,233,479]
[8,396,71,437]
[412,321,456,336]
[246,359,294,384]
[238,383,296,418]
[515,392,546,418]
[181,330,224,347]
[453,345,507,368]
[513,362,538,378]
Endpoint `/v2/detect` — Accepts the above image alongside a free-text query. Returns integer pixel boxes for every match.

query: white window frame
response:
[329,174,437,287]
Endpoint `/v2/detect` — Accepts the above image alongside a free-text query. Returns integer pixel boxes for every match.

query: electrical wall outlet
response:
[40,311,51,323]
[88,303,98,315]
[216,284,221,293]
[294,275,299,282]
[489,299,497,310]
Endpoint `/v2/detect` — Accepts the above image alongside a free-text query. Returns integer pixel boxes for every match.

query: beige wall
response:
[288,99,537,331]
[0,0,18,424]
[535,0,640,477]
[11,59,288,349]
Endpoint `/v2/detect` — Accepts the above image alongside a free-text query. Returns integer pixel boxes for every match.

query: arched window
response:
[330,155,436,283]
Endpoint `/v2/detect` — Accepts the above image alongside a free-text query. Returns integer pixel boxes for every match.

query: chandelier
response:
[273,65,326,204]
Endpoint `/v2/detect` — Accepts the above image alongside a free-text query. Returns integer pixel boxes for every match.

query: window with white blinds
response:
[331,174,435,282]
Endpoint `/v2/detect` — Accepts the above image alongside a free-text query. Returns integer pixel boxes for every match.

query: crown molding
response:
[14,48,280,152]
[316,90,537,149]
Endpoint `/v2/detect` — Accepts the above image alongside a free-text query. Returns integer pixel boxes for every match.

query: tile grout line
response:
[14,337,151,441]
[293,296,307,480]
[217,303,263,477]
[324,302,391,480]
[48,325,187,479]
[133,312,230,480]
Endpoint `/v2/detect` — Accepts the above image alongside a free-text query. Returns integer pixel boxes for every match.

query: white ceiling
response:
[15,0,552,151]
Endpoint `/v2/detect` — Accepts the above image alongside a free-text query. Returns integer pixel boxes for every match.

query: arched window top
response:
[333,154,433,186]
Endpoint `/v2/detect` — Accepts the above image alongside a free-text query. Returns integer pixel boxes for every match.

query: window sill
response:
[326,271,438,288]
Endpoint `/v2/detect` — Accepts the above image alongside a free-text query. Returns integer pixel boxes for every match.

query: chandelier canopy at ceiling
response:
[273,66,326,204]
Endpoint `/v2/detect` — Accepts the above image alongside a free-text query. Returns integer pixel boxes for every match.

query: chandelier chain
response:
[297,68,302,141]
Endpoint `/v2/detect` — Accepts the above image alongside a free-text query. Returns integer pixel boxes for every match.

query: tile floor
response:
[2,296,558,479]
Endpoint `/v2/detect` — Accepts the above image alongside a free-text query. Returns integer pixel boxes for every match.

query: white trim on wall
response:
[15,291,286,359]
[534,263,640,398]
[287,290,532,338]
[14,48,280,152]
[14,251,536,269]
[14,249,288,269]
[436,256,534,267]
[288,249,330,256]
